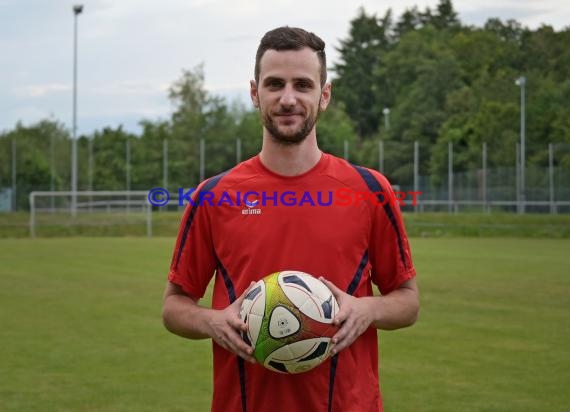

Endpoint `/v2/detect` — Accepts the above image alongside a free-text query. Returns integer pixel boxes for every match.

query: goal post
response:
[29,191,153,238]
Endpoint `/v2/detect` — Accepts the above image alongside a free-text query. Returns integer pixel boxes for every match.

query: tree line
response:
[1,0,569,209]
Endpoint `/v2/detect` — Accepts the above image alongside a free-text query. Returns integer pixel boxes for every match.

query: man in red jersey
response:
[162,27,419,412]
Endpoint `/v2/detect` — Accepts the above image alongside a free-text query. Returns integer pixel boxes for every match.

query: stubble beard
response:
[260,101,321,146]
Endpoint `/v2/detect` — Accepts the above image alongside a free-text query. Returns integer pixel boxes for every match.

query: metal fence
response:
[5,137,570,214]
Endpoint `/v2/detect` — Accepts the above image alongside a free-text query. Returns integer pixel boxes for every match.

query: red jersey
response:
[168,153,416,412]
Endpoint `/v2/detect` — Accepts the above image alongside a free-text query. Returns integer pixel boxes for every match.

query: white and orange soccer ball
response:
[239,270,339,374]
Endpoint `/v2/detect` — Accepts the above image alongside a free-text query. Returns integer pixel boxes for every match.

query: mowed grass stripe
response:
[1,238,569,411]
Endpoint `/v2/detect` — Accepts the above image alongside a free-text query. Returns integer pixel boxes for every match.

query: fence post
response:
[516,143,521,214]
[448,142,454,213]
[29,192,35,238]
[236,138,242,164]
[379,140,384,173]
[147,202,153,238]
[126,138,131,213]
[88,137,93,213]
[163,139,168,190]
[482,142,488,213]
[414,141,419,213]
[12,139,17,212]
[549,143,555,214]
[51,133,55,213]
[200,138,205,182]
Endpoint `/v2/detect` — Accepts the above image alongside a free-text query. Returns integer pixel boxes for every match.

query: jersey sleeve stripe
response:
[174,171,229,271]
[351,165,410,270]
[215,253,237,303]
[215,253,248,412]
[346,250,369,295]
[237,358,248,412]
[327,354,339,412]
[328,249,370,411]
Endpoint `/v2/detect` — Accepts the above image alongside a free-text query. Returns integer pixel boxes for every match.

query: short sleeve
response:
[368,172,416,295]
[167,183,217,300]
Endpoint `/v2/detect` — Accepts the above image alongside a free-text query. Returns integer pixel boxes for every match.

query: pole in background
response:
[163,139,168,190]
[199,138,205,182]
[12,139,16,212]
[413,141,419,212]
[516,143,520,214]
[344,140,349,161]
[71,4,83,217]
[383,107,390,131]
[50,133,55,212]
[448,141,453,213]
[236,138,242,164]
[88,136,93,212]
[515,76,526,214]
[126,138,131,212]
[161,138,168,212]
[549,143,555,214]
[482,142,487,213]
[378,140,384,173]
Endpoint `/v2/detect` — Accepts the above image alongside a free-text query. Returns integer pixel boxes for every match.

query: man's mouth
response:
[275,112,303,117]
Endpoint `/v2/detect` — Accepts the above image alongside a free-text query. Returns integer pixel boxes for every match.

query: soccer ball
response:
[239,270,339,374]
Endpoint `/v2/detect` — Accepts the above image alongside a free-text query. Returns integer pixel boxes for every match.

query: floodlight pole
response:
[71,4,83,217]
[515,76,526,214]
[383,107,390,131]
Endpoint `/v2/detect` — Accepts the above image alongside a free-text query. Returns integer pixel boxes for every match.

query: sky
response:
[1,0,569,136]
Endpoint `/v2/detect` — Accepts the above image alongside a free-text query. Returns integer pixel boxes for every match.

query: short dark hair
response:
[255,27,327,88]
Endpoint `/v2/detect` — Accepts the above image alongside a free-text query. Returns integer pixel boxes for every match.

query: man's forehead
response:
[258,48,321,80]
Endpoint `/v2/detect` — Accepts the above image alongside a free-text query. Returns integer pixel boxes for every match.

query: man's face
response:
[250,48,331,145]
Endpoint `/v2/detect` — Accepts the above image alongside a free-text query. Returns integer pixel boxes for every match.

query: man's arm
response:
[162,281,256,362]
[320,277,419,355]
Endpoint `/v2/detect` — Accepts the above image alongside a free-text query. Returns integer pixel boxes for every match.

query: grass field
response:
[1,237,569,411]
[2,211,570,238]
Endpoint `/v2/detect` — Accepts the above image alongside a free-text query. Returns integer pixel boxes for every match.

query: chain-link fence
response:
[3,136,570,214]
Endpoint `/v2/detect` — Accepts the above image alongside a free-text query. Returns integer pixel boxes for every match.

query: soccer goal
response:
[29,191,153,238]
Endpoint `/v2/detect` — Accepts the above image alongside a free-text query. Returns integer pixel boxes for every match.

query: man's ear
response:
[250,80,259,108]
[319,82,332,112]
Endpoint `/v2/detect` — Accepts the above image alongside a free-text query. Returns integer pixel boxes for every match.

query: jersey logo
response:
[245,199,259,208]
[241,207,262,215]
[242,194,261,215]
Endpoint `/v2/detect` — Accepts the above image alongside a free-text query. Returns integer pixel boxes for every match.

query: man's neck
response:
[259,130,322,176]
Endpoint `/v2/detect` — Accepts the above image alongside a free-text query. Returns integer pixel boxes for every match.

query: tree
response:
[394,6,423,39]
[0,120,70,209]
[332,7,394,137]
[431,0,460,30]
[90,126,137,191]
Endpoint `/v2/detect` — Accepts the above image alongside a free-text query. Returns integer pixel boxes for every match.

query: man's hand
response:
[204,283,257,363]
[319,276,419,356]
[162,281,257,363]
[320,277,374,355]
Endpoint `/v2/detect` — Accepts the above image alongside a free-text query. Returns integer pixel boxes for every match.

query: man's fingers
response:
[217,329,256,363]
[228,335,256,363]
[319,277,342,296]
[227,311,247,331]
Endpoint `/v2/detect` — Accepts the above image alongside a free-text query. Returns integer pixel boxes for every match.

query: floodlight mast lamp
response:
[515,76,526,214]
[71,4,83,217]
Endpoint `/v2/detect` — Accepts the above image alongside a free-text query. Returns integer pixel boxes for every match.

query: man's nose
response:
[280,84,297,107]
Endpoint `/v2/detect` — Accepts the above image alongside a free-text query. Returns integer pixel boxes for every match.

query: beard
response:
[261,102,320,146]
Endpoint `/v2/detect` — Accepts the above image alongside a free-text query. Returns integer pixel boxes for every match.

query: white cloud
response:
[1,0,569,135]
[13,84,70,98]
[88,81,170,96]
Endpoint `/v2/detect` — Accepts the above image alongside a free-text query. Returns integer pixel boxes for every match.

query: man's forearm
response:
[162,292,213,340]
[365,283,419,330]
